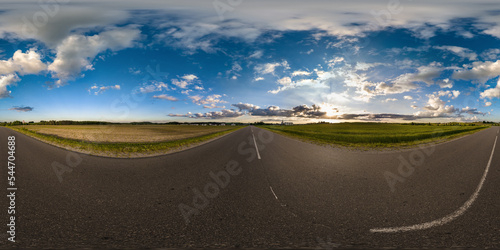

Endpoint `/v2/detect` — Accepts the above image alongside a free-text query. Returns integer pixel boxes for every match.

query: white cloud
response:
[255,60,289,75]
[189,94,227,105]
[172,74,199,89]
[0,49,46,75]
[434,46,477,61]
[172,80,189,89]
[269,78,327,94]
[291,70,312,76]
[415,94,458,117]
[480,79,500,99]
[48,25,141,86]
[270,62,427,101]
[326,57,345,68]
[203,103,225,109]
[452,60,500,84]
[256,62,281,75]
[249,50,263,59]
[0,74,19,98]
[481,48,500,61]
[404,95,413,100]
[383,98,398,102]
[404,64,442,86]
[375,77,419,95]
[139,81,169,93]
[484,101,492,107]
[0,6,130,47]
[435,78,453,88]
[277,76,292,85]
[89,84,120,95]
[129,67,141,75]
[435,90,460,99]
[188,95,203,104]
[4,0,500,52]
[226,62,242,79]
[254,77,264,81]
[157,20,261,53]
[355,62,382,71]
[359,63,443,98]
[182,74,198,81]
[142,0,500,47]
[483,25,500,39]
[437,90,450,97]
[170,109,243,119]
[153,94,178,101]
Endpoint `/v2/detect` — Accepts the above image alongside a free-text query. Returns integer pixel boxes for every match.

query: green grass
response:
[9,126,243,157]
[260,123,489,148]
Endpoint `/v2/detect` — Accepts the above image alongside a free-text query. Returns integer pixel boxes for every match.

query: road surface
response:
[1,126,499,248]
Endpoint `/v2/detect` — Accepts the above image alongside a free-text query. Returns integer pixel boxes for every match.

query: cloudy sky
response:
[1,0,500,123]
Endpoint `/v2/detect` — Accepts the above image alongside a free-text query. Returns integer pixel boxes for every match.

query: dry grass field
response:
[19,125,235,143]
[10,124,242,157]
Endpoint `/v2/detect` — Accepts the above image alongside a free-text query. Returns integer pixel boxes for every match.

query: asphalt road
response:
[1,125,499,248]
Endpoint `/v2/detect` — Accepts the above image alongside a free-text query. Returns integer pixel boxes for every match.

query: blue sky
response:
[1,0,500,123]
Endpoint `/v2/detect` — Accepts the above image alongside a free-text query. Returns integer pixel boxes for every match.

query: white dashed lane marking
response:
[371,130,499,233]
[252,129,261,160]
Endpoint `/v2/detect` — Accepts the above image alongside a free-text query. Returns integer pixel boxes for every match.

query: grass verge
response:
[260,123,489,149]
[9,126,243,158]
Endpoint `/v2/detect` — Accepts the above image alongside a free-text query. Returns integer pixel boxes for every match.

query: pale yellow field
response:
[19,125,236,143]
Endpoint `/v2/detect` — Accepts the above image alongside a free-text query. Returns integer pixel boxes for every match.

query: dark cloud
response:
[231,103,259,111]
[170,102,480,121]
[251,106,294,117]
[9,106,33,112]
[249,104,332,118]
[332,113,419,121]
[167,113,187,117]
[460,107,485,115]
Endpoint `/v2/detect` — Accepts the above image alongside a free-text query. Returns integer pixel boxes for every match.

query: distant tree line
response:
[0,120,497,127]
[406,121,496,126]
[0,120,248,126]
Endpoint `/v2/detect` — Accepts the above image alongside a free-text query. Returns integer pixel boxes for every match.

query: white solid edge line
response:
[370,133,498,233]
[252,131,261,160]
[270,186,279,199]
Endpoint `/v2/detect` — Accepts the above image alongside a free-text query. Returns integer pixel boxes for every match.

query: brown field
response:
[18,124,236,143]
